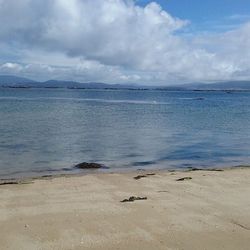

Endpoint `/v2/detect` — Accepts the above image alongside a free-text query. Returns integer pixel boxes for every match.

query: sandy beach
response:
[0,168,250,250]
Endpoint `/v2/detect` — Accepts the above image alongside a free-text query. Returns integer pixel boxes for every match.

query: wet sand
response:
[0,168,250,250]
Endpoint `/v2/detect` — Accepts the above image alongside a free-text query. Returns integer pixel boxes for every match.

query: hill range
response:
[0,75,250,90]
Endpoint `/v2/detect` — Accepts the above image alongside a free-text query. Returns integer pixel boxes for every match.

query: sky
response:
[0,0,250,85]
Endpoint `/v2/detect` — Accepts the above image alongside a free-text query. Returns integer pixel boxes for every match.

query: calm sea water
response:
[0,88,249,178]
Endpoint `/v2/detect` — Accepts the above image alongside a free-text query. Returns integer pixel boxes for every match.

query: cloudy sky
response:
[0,0,250,85]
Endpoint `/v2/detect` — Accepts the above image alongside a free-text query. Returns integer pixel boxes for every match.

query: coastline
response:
[0,164,249,184]
[1,167,250,250]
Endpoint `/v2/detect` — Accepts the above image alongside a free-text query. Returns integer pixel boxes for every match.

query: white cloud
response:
[0,0,249,85]
[0,62,23,73]
[228,14,250,21]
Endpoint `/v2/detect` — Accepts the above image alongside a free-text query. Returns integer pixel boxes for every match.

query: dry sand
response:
[0,168,250,250]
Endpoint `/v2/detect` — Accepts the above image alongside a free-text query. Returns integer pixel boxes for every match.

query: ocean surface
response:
[0,88,249,178]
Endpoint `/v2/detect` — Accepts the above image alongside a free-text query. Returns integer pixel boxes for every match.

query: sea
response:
[0,88,249,178]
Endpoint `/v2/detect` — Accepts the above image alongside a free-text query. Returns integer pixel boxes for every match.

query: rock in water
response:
[75,162,103,169]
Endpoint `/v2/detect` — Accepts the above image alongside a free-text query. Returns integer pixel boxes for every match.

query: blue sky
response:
[138,0,250,31]
[0,0,250,85]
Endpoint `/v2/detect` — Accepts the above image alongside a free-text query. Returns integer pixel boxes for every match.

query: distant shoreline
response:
[1,85,250,92]
[1,75,250,91]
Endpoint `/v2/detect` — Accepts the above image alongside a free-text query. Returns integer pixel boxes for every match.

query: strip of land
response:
[0,168,250,250]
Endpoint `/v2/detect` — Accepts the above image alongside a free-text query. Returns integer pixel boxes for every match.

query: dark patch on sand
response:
[187,167,224,172]
[231,220,250,231]
[134,173,156,180]
[120,196,147,203]
[0,180,33,186]
[176,177,192,181]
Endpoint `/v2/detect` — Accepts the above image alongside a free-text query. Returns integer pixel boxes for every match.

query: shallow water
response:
[0,88,249,178]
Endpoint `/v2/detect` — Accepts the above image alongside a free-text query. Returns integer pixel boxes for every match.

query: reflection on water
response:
[0,88,249,178]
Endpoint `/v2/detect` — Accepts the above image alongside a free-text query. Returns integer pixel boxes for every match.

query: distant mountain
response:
[0,75,144,89]
[0,75,36,86]
[42,80,144,89]
[182,81,250,90]
[42,80,132,89]
[156,81,250,91]
[0,75,250,90]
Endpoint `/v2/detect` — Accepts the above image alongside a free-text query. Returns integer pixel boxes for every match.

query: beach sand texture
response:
[0,168,250,250]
